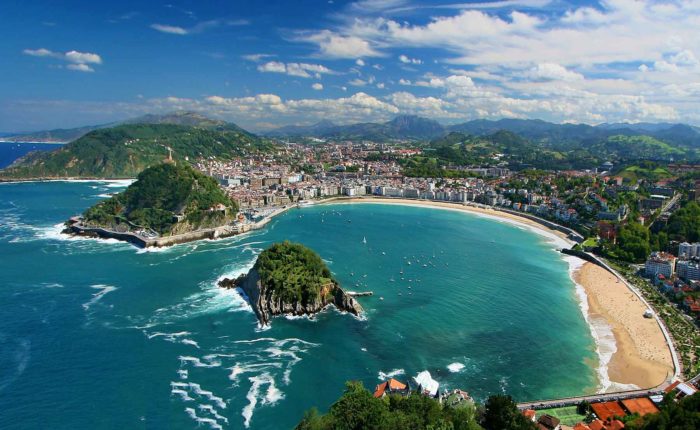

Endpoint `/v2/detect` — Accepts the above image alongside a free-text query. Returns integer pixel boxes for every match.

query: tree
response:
[481,395,536,430]
[615,222,651,262]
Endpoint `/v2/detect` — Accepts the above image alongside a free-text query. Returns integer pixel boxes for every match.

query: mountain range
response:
[0,112,242,143]
[265,115,700,148]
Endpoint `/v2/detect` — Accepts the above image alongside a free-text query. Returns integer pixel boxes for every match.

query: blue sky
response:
[2,0,700,131]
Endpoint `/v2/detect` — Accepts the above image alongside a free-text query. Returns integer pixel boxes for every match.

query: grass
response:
[582,237,598,248]
[537,406,586,426]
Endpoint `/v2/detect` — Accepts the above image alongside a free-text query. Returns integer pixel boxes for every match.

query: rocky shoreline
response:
[219,267,363,326]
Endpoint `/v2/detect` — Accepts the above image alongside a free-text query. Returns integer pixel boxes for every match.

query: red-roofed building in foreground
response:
[373,378,409,398]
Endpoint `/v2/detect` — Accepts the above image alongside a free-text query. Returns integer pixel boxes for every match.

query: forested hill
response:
[82,162,237,235]
[0,122,273,179]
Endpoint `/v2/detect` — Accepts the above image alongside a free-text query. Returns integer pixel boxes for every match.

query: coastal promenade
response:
[516,386,667,410]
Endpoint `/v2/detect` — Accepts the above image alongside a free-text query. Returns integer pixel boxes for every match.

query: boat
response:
[379,297,384,301]
[362,236,367,244]
[381,251,386,255]
[407,261,411,265]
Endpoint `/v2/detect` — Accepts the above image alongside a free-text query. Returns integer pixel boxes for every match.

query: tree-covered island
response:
[219,241,363,325]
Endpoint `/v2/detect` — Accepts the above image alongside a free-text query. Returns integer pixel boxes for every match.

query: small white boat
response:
[362,236,367,244]
[379,297,384,301]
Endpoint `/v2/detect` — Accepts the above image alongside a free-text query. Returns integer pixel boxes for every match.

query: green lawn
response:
[537,406,585,426]
[582,237,598,248]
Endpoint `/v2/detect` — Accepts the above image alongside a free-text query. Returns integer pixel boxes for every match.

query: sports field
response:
[537,406,586,426]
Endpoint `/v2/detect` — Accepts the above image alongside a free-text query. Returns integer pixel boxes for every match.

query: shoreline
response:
[319,197,577,247]
[573,262,674,391]
[313,197,677,394]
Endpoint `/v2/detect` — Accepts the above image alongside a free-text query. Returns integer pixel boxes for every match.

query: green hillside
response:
[0,122,273,179]
[82,163,237,235]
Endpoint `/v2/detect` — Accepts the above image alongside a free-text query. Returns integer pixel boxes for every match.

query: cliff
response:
[218,242,363,325]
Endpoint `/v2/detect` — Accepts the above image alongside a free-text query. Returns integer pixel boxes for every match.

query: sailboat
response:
[362,236,367,244]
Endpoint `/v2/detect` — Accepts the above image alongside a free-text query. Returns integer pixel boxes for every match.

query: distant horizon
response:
[3,1,700,132]
[2,110,698,136]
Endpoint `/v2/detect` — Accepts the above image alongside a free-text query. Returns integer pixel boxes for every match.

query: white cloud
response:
[356,58,366,66]
[66,64,95,73]
[257,61,287,73]
[348,78,368,86]
[398,54,422,64]
[526,63,583,82]
[150,24,188,35]
[296,30,382,59]
[312,83,324,90]
[23,48,103,71]
[242,53,275,62]
[150,19,248,35]
[257,61,335,78]
[64,50,102,64]
[22,48,54,58]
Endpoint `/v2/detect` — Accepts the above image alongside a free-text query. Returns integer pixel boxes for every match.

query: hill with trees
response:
[295,381,536,430]
[81,162,237,235]
[0,120,272,179]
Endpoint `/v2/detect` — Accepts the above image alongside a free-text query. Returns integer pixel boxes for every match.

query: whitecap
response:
[82,284,118,311]
[181,339,200,349]
[378,368,405,380]
[447,363,465,373]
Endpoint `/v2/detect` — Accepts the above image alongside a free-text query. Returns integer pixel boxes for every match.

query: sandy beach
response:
[325,197,574,243]
[319,197,676,392]
[574,262,674,390]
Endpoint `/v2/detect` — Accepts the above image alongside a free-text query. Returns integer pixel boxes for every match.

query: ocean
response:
[0,142,63,169]
[0,181,599,429]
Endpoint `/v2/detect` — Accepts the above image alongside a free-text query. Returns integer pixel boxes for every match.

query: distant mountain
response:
[0,111,242,143]
[0,124,112,143]
[266,120,337,137]
[0,120,272,179]
[267,115,700,148]
[267,115,445,140]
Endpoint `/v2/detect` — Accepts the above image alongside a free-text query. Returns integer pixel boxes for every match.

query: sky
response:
[2,0,700,132]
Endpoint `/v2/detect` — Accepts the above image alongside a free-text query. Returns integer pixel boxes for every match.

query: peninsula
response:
[219,241,363,325]
[65,162,239,245]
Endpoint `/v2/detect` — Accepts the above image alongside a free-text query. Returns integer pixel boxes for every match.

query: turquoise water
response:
[0,181,598,429]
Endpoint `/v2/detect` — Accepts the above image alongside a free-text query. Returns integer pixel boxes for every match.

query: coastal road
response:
[517,386,667,410]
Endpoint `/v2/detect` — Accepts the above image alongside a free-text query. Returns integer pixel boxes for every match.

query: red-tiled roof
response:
[387,378,406,391]
[523,409,536,421]
[373,382,387,398]
[608,419,625,430]
[621,397,659,416]
[589,419,606,430]
[591,401,627,421]
[574,423,591,430]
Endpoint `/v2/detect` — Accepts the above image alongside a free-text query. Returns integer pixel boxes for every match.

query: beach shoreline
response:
[573,262,674,391]
[320,197,577,246]
[316,197,676,393]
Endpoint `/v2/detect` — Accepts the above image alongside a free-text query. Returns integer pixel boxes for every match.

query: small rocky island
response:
[219,241,363,325]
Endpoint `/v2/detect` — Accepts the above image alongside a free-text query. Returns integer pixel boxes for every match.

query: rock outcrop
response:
[219,267,363,326]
